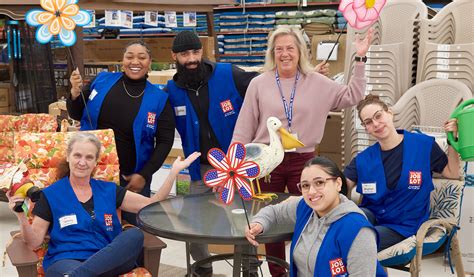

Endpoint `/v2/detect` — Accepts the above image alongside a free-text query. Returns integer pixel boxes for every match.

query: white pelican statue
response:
[245,117,304,200]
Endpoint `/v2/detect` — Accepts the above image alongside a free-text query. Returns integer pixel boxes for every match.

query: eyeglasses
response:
[297,177,338,192]
[361,109,384,127]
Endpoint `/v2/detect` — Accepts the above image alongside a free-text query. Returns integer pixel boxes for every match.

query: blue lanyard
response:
[275,70,300,133]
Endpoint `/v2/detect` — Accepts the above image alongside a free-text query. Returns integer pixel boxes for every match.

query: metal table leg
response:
[185,241,192,276]
[233,244,243,277]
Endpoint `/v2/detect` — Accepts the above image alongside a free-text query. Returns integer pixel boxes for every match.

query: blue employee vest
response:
[356,130,434,237]
[42,177,121,271]
[166,63,242,181]
[290,199,386,277]
[80,72,168,172]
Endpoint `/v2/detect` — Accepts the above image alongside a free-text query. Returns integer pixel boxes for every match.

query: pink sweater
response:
[232,63,366,153]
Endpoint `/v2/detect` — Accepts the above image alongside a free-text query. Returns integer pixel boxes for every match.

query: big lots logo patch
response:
[330,258,347,276]
[104,214,113,226]
[146,112,157,129]
[104,214,114,231]
[220,100,235,116]
[147,112,156,125]
[408,171,422,190]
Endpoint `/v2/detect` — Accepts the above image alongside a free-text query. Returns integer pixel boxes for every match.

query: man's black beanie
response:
[172,31,202,53]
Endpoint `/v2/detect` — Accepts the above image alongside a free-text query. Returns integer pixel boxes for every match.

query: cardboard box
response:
[0,106,11,114]
[319,112,342,153]
[311,34,347,77]
[0,83,10,108]
[148,69,176,85]
[83,36,215,64]
[150,164,177,196]
[319,152,343,169]
[48,100,67,117]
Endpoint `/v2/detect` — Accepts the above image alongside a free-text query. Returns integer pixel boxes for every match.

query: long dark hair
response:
[303,156,347,195]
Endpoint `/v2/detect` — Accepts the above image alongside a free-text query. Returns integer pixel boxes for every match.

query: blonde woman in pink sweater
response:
[231,26,373,276]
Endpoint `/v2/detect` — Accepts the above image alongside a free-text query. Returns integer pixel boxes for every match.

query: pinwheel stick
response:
[66,47,77,70]
[323,22,348,64]
[239,196,264,276]
[239,195,252,229]
[66,47,93,128]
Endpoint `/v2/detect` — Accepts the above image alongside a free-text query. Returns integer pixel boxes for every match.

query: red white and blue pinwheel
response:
[204,142,260,205]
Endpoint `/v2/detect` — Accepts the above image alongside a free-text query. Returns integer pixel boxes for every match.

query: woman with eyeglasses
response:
[344,94,460,251]
[246,156,387,277]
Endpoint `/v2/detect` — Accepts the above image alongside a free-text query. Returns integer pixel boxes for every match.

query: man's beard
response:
[176,60,206,89]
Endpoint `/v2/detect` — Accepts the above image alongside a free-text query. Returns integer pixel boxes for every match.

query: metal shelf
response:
[215,1,340,10]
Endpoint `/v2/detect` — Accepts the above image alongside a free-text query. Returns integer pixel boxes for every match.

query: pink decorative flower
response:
[203,142,260,205]
[339,0,386,29]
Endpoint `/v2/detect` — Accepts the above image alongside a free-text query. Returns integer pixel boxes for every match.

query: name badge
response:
[59,214,78,229]
[89,89,98,101]
[362,182,377,194]
[284,132,298,153]
[174,106,186,116]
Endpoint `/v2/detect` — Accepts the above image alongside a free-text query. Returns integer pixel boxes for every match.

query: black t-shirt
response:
[344,139,448,190]
[66,74,176,183]
[32,185,127,229]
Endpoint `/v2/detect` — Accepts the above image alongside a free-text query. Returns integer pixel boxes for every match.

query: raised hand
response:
[70,67,83,100]
[171,152,201,175]
[354,28,374,57]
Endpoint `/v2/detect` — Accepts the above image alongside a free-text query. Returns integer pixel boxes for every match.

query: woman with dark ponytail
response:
[246,156,386,277]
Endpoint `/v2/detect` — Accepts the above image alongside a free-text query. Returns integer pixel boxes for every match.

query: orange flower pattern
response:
[119,267,152,277]
[14,129,120,187]
[0,114,57,164]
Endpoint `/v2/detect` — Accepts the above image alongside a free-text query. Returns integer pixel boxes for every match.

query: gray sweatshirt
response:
[251,194,378,276]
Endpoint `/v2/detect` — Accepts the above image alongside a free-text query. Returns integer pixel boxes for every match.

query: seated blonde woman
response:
[7,132,199,277]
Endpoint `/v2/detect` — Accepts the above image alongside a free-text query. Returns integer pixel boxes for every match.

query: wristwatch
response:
[355,56,368,63]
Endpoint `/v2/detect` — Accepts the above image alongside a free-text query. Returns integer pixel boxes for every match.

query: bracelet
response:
[354,56,367,63]
[446,138,451,146]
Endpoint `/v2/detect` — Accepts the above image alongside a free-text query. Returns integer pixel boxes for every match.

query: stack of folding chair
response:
[416,0,474,91]
[391,79,472,131]
[341,0,427,166]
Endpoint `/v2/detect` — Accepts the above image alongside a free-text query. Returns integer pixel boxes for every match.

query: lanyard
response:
[275,69,300,133]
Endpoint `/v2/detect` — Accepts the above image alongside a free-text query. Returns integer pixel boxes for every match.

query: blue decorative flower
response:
[25,0,91,46]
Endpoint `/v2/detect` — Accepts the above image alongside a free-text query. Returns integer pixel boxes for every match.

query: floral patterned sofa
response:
[13,129,120,187]
[0,114,57,165]
[0,114,58,201]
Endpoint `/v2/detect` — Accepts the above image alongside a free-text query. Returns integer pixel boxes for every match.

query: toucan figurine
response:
[0,160,41,212]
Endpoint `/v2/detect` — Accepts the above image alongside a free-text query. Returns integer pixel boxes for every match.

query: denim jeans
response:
[361,207,406,251]
[46,228,144,277]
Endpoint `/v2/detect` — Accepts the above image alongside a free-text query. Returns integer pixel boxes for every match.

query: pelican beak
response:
[278,128,305,150]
